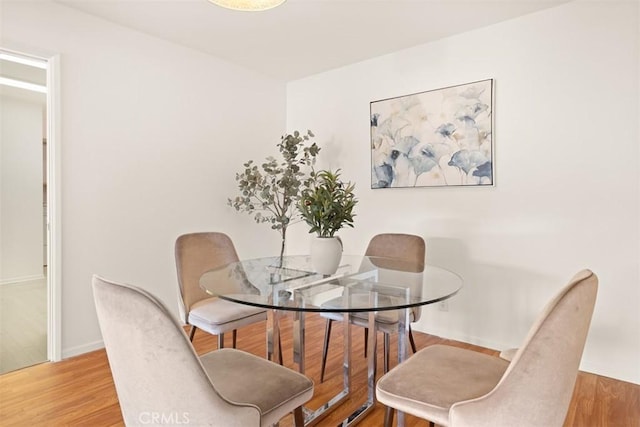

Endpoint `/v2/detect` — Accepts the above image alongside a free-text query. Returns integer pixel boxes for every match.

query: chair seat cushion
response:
[189,297,266,327]
[200,348,314,426]
[350,308,415,325]
[320,293,415,327]
[499,347,518,362]
[376,344,508,426]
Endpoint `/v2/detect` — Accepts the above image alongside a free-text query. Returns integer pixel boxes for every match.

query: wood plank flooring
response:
[1,312,638,426]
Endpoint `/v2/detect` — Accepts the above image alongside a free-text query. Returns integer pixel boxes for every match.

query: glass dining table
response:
[199,254,462,427]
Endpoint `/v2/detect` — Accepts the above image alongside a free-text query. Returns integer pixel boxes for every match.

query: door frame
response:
[46,53,62,362]
[0,47,62,362]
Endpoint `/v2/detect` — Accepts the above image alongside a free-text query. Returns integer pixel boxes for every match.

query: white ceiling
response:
[57,0,570,81]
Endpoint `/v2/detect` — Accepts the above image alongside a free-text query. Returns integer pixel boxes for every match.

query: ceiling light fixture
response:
[0,52,47,69]
[0,77,47,94]
[207,0,286,12]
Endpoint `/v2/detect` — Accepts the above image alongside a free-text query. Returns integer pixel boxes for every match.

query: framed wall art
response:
[370,79,493,188]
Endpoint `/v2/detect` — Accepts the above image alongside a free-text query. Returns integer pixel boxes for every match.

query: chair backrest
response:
[366,233,426,321]
[175,232,240,321]
[365,233,426,269]
[450,269,598,427]
[92,275,260,426]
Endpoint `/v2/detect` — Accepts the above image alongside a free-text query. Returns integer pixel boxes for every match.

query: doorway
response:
[0,49,58,373]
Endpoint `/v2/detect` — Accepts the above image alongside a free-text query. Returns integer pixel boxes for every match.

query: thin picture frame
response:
[370,78,494,189]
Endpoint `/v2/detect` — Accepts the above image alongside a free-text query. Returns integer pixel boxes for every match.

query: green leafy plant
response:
[298,169,358,238]
[228,130,320,258]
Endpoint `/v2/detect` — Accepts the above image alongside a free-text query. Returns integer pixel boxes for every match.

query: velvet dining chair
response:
[319,233,426,382]
[175,232,267,348]
[376,269,598,427]
[92,275,314,427]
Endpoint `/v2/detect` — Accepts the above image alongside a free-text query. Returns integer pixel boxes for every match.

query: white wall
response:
[1,2,287,357]
[286,1,640,384]
[2,0,638,385]
[0,95,44,283]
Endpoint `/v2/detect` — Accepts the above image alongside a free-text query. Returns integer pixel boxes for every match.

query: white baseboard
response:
[0,274,46,286]
[413,324,510,353]
[61,340,104,359]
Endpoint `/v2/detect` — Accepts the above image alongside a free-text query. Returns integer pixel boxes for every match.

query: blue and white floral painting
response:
[370,79,493,188]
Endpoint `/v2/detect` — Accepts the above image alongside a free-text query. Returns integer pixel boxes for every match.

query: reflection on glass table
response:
[200,255,462,427]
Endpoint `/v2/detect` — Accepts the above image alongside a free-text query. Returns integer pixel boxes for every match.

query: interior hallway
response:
[0,277,47,374]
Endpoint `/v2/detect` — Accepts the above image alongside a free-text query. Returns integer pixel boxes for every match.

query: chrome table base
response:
[266,306,410,426]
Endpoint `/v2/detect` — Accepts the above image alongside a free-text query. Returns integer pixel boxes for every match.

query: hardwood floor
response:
[1,312,638,426]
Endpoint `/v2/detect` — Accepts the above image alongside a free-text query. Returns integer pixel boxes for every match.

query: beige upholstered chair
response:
[376,269,598,427]
[320,233,426,382]
[175,232,267,348]
[93,275,314,427]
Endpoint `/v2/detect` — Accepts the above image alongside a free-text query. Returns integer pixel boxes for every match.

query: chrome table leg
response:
[396,307,410,427]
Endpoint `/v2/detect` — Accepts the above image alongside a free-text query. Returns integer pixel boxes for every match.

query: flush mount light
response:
[0,77,47,94]
[207,0,286,12]
[0,52,47,69]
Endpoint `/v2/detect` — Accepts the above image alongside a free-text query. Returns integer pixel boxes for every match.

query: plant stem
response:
[278,225,287,265]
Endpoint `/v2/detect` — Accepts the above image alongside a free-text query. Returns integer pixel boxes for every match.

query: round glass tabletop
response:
[199,254,462,313]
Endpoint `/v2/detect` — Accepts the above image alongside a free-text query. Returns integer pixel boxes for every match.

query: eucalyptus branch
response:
[228,130,320,257]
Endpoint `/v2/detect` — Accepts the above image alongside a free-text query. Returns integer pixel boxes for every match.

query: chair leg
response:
[320,319,333,382]
[217,333,224,349]
[363,327,369,357]
[278,338,283,365]
[384,333,390,374]
[293,406,305,427]
[384,406,395,427]
[188,325,197,342]
[232,329,237,348]
[409,325,417,353]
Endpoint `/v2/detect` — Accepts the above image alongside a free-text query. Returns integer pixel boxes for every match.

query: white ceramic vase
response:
[310,236,343,275]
